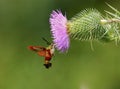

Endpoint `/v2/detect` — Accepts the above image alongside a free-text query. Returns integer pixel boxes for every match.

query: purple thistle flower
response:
[49,10,70,52]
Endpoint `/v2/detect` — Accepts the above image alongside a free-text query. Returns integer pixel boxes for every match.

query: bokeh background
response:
[0,0,120,89]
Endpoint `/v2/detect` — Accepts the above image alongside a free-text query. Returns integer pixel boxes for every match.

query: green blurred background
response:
[0,0,120,89]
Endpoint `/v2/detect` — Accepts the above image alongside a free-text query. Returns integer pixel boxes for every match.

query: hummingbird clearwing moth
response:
[28,38,55,69]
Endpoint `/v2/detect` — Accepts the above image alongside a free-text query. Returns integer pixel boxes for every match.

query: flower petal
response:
[49,10,70,52]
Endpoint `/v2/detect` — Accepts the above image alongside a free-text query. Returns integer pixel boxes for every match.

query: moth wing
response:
[37,50,46,57]
[28,46,46,52]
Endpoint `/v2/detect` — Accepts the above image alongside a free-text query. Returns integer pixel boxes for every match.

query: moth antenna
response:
[42,37,51,45]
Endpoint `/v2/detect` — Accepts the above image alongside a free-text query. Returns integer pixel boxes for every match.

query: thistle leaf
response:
[105,10,120,19]
[106,3,120,15]
[102,4,120,43]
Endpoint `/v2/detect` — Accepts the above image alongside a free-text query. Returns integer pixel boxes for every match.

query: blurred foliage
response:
[0,0,120,89]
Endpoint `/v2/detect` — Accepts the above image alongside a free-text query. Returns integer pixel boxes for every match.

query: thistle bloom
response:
[49,10,70,52]
[49,8,118,52]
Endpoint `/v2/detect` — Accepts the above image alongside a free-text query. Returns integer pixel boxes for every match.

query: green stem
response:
[101,18,120,24]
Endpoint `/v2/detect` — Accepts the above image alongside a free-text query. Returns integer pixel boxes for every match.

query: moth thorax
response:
[50,47,55,55]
